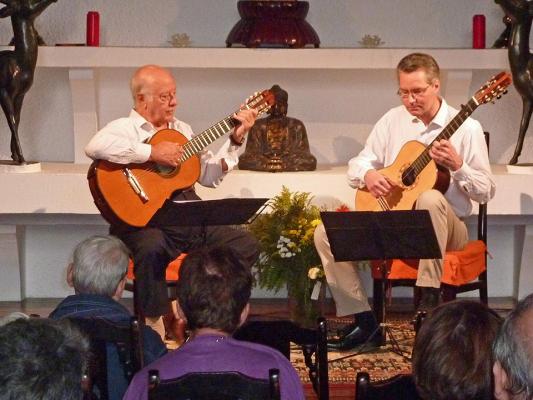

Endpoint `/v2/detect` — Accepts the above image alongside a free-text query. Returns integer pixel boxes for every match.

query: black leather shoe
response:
[328,311,382,351]
[327,325,383,351]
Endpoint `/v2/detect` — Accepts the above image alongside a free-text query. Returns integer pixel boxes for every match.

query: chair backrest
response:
[234,317,329,399]
[69,316,144,400]
[355,372,421,400]
[147,368,281,400]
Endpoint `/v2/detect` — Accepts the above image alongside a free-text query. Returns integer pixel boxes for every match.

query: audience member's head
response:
[493,294,533,400]
[175,246,252,334]
[0,317,89,400]
[68,235,130,299]
[412,299,502,400]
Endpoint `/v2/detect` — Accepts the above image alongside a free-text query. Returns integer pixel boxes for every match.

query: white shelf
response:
[23,46,510,70]
[0,163,529,219]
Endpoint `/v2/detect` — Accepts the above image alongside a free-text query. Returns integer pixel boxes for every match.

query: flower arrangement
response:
[249,186,323,326]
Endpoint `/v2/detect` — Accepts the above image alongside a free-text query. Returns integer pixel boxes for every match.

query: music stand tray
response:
[149,197,269,228]
[320,210,441,359]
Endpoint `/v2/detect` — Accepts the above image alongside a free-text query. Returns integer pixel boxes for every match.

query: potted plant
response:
[249,186,324,327]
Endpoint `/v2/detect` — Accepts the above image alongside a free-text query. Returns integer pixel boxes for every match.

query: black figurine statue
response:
[492,15,512,48]
[0,0,57,164]
[496,0,533,164]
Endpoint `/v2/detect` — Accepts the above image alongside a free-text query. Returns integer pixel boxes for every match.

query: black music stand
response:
[149,198,269,243]
[320,210,441,360]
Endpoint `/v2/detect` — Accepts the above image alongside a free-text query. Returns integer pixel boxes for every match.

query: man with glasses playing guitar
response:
[85,65,266,340]
[314,53,501,351]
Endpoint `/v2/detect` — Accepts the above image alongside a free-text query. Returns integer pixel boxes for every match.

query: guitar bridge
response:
[123,168,149,203]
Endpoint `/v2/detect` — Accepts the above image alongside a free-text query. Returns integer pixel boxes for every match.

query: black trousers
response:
[111,191,259,317]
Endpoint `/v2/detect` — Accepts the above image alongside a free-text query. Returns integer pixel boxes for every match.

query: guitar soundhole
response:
[401,167,416,187]
[156,164,180,177]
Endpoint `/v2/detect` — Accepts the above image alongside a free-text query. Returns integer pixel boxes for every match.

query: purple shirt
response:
[123,334,305,400]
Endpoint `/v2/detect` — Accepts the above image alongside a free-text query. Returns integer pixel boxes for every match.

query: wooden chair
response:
[69,316,144,400]
[233,317,329,399]
[355,372,421,400]
[147,368,281,400]
[125,254,187,317]
[371,132,490,323]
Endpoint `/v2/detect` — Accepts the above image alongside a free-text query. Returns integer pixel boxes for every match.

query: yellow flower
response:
[308,266,325,280]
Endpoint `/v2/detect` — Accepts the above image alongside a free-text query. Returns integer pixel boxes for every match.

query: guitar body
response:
[355,140,450,211]
[88,129,201,228]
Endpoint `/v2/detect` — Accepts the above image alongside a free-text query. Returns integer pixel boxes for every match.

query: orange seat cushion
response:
[126,253,187,282]
[371,240,486,286]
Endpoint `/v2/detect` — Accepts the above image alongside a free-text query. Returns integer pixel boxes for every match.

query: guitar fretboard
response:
[179,116,237,162]
[409,97,479,177]
[178,93,269,162]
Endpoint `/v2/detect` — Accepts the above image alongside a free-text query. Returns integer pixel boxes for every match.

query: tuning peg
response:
[503,90,508,95]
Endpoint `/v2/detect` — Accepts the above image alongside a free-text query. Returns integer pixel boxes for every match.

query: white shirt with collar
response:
[85,109,241,188]
[347,99,495,218]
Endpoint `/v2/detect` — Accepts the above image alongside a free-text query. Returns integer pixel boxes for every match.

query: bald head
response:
[130,65,174,102]
[130,65,177,128]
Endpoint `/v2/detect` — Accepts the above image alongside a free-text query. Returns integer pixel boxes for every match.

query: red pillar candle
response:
[86,11,100,46]
[473,14,486,49]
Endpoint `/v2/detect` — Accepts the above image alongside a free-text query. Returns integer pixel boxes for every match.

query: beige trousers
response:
[314,190,468,317]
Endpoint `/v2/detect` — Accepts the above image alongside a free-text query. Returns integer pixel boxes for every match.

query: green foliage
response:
[249,186,322,293]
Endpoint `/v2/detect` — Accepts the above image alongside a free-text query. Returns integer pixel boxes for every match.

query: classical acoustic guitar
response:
[355,71,512,212]
[88,90,275,227]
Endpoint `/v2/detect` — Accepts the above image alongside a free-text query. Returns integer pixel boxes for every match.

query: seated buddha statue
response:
[238,85,317,172]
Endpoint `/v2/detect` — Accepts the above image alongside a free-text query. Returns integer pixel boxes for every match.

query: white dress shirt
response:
[347,100,495,218]
[85,109,241,188]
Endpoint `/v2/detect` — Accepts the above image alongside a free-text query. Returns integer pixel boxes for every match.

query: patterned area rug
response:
[291,314,414,385]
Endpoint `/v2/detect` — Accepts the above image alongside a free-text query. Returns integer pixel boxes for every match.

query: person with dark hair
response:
[314,52,495,350]
[85,65,260,339]
[0,318,89,400]
[412,299,502,400]
[238,84,317,171]
[123,246,305,400]
[493,293,533,400]
[49,235,167,400]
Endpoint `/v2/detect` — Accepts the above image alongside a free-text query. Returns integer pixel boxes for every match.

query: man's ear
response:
[66,263,74,288]
[238,303,250,328]
[175,300,187,323]
[112,276,127,301]
[433,78,440,91]
[493,360,510,400]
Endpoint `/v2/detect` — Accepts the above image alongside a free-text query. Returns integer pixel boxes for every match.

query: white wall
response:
[0,1,526,300]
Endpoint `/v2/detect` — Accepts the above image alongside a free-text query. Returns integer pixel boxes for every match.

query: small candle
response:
[86,11,100,47]
[473,14,485,49]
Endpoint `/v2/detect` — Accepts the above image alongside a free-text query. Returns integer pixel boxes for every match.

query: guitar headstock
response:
[244,89,276,116]
[474,71,512,105]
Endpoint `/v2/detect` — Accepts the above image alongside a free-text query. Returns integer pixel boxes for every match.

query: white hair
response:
[71,235,130,297]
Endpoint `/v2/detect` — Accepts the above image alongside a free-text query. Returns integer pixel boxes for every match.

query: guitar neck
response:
[410,97,479,175]
[179,115,237,162]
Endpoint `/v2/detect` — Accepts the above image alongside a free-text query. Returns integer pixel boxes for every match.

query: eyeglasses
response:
[158,92,176,103]
[396,84,432,99]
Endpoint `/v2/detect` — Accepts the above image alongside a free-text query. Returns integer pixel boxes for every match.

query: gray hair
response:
[493,293,533,400]
[71,235,130,297]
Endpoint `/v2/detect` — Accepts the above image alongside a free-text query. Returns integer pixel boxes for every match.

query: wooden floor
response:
[0,297,515,400]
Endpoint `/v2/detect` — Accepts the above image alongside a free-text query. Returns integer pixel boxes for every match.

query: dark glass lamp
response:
[226,1,320,48]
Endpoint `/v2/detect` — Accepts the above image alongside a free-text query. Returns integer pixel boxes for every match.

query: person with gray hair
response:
[49,235,167,400]
[493,293,533,400]
[0,317,89,400]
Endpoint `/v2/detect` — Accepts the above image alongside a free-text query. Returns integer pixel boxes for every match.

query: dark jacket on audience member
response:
[49,293,167,400]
